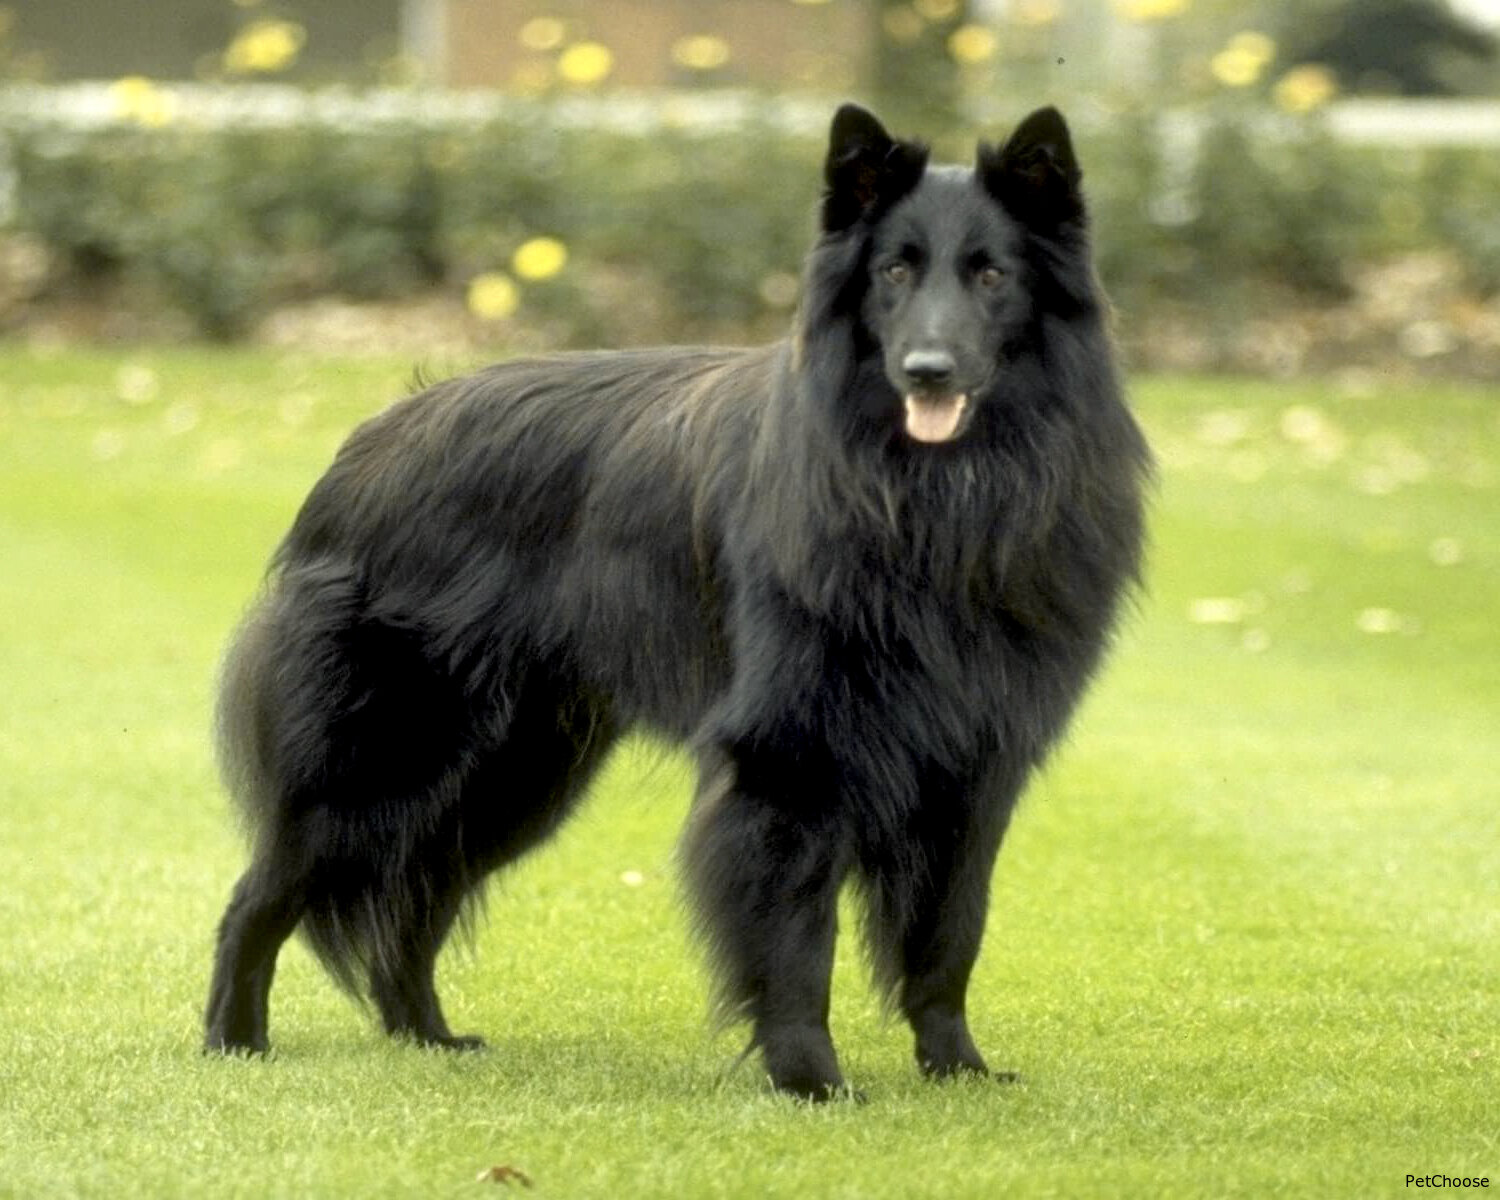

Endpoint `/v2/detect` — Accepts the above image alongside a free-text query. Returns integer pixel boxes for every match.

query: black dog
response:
[205,103,1149,1100]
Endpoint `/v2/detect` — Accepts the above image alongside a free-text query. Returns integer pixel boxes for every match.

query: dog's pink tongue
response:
[904,393,967,443]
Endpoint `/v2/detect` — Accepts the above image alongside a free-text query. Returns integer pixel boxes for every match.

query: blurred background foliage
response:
[0,0,1497,372]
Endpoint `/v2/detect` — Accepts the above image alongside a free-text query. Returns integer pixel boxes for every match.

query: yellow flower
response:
[1274,63,1338,113]
[224,19,306,75]
[109,76,177,127]
[671,34,732,72]
[557,41,613,86]
[511,237,568,282]
[1228,31,1276,65]
[948,23,999,65]
[1210,49,1259,87]
[467,272,520,321]
[1211,30,1275,87]
[1113,0,1189,20]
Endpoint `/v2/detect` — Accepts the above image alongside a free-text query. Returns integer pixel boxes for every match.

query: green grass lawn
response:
[1,346,1495,1198]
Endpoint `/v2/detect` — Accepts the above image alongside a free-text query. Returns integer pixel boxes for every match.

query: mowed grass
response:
[1,345,1495,1198]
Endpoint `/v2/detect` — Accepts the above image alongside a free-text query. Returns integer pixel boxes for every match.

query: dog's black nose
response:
[902,350,956,387]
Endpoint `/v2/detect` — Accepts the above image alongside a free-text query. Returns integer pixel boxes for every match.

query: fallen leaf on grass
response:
[476,1164,533,1187]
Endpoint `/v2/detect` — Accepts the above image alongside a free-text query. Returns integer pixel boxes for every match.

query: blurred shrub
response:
[1086,107,1389,309]
[1,87,1496,341]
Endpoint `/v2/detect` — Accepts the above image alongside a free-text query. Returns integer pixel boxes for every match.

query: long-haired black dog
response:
[205,103,1149,1100]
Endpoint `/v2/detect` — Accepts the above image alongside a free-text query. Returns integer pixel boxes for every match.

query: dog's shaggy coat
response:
[205,103,1150,1099]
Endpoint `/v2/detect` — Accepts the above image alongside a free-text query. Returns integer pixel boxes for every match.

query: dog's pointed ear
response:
[978,106,1085,231]
[829,104,892,167]
[822,104,924,232]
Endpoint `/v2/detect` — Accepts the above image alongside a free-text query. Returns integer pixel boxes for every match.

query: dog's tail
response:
[215,568,462,996]
[215,592,284,834]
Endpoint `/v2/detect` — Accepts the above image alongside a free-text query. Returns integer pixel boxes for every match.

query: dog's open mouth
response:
[904,392,969,443]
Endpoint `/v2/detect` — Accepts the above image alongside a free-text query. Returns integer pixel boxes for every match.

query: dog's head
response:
[799,103,1092,447]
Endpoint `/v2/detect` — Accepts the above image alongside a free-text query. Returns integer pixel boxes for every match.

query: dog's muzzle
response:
[900,351,968,443]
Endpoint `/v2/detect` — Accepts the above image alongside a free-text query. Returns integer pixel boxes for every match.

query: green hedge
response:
[2,87,1497,342]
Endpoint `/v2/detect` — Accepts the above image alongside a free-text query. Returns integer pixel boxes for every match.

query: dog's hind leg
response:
[368,865,483,1050]
[204,842,310,1054]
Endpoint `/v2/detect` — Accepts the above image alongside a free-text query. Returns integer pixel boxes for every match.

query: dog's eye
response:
[976,265,1004,289]
[883,262,911,285]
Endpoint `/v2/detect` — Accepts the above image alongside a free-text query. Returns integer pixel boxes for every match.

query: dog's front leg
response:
[682,742,853,1101]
